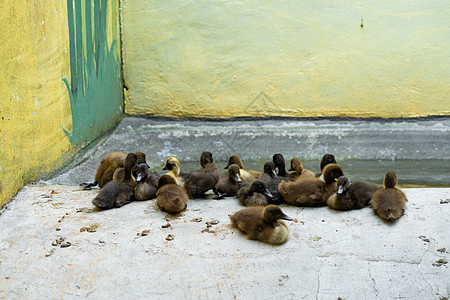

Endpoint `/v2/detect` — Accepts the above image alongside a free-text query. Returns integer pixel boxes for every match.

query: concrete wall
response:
[0,0,123,207]
[122,0,450,118]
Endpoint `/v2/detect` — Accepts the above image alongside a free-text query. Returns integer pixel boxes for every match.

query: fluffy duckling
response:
[92,153,137,209]
[371,171,408,222]
[237,180,273,206]
[80,151,126,189]
[162,156,184,186]
[134,163,160,201]
[229,205,293,245]
[258,161,277,182]
[289,158,315,180]
[183,151,220,199]
[113,152,148,182]
[315,153,337,178]
[156,175,188,213]
[225,155,261,182]
[214,164,242,198]
[327,176,381,211]
[279,163,344,206]
[261,156,295,205]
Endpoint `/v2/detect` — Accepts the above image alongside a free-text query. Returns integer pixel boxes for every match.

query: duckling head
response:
[272,153,286,171]
[322,163,344,184]
[320,154,337,171]
[250,180,273,199]
[384,171,397,188]
[263,161,277,178]
[228,164,242,185]
[336,176,350,194]
[124,153,138,170]
[289,158,303,174]
[262,205,292,223]
[200,151,214,167]
[163,156,181,173]
[158,174,177,188]
[133,163,149,182]
[135,152,149,167]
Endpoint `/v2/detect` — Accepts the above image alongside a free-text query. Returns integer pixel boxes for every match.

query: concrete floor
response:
[1,116,450,299]
[0,184,449,299]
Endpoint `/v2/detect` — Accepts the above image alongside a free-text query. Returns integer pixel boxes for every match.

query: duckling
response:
[92,153,138,209]
[315,153,337,178]
[113,152,148,182]
[289,158,315,180]
[237,180,273,206]
[183,151,220,199]
[229,205,293,245]
[371,171,408,222]
[279,164,344,206]
[225,155,261,181]
[258,161,277,182]
[134,163,160,201]
[162,156,184,186]
[272,153,289,177]
[156,175,188,213]
[214,164,242,198]
[327,176,381,210]
[80,151,126,190]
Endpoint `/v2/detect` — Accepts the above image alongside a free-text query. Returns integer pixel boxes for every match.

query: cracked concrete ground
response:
[0,184,449,299]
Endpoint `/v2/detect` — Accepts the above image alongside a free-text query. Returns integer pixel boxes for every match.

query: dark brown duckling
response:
[229,205,293,245]
[113,152,148,182]
[315,153,337,178]
[156,175,188,213]
[134,163,160,201]
[183,151,220,199]
[279,164,344,206]
[80,151,126,190]
[237,180,273,206]
[371,171,408,222]
[225,155,261,182]
[92,153,138,209]
[214,164,242,199]
[258,161,277,182]
[289,158,315,180]
[273,153,289,177]
[327,176,381,210]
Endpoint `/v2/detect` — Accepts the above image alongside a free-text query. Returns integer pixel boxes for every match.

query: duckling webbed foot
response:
[80,181,98,190]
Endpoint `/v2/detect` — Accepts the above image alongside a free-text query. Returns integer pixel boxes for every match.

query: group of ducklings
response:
[81,151,408,245]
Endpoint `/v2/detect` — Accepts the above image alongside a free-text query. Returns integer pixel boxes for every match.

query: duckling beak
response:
[337,185,345,194]
[264,189,273,199]
[280,214,293,221]
[271,170,277,178]
[235,174,242,185]
[136,172,143,182]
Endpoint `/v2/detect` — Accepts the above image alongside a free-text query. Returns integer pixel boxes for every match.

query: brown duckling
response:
[92,153,138,209]
[134,163,160,201]
[80,151,126,189]
[225,155,261,181]
[214,164,242,198]
[289,158,315,180]
[183,151,220,199]
[229,205,293,245]
[371,171,408,222]
[261,157,295,205]
[315,153,337,178]
[258,161,277,182]
[279,163,344,206]
[156,175,188,213]
[237,180,273,206]
[113,152,148,182]
[327,176,381,210]
[162,156,184,186]
[273,153,289,177]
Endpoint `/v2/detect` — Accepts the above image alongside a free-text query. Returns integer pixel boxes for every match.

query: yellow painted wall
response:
[0,1,72,207]
[122,1,450,118]
[0,0,123,207]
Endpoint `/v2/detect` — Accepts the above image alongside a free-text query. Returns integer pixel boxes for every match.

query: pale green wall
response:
[122,0,450,118]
